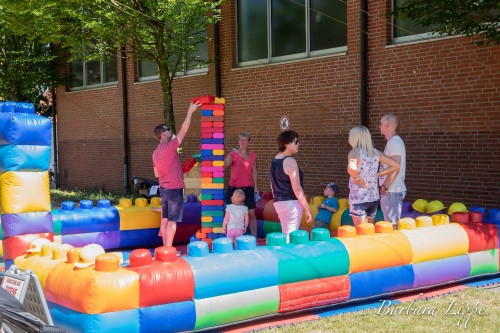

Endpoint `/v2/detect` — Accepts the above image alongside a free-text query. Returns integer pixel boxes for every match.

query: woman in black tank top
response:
[270,130,312,242]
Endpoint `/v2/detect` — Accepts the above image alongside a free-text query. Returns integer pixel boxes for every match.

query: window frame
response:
[391,0,439,45]
[68,55,118,91]
[236,0,347,68]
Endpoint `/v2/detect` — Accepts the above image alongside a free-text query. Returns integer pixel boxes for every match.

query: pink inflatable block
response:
[201,166,224,172]
[213,172,224,178]
[201,144,224,150]
[213,133,224,139]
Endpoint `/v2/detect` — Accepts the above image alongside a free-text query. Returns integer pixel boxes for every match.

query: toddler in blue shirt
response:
[313,183,339,229]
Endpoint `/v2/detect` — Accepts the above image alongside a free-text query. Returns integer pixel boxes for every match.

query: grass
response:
[256,286,499,333]
[50,188,137,208]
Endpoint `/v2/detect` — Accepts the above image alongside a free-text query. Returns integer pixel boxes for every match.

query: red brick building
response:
[55,1,500,208]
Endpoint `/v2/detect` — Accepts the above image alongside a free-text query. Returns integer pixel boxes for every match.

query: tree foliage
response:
[0,24,58,115]
[0,0,224,129]
[392,0,500,46]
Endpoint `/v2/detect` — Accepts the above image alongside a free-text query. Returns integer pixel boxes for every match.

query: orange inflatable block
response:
[213,110,224,116]
[338,231,413,274]
[44,254,140,314]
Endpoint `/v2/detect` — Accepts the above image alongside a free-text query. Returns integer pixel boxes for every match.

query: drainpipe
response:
[51,87,58,187]
[214,20,222,97]
[121,45,130,193]
[360,0,368,126]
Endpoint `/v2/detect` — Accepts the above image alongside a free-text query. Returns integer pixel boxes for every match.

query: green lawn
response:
[257,286,499,333]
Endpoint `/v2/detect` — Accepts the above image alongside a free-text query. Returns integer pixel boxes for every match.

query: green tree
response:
[0,0,223,130]
[392,0,500,46]
[0,24,58,115]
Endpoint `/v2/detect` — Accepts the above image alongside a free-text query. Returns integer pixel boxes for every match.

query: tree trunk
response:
[158,66,176,133]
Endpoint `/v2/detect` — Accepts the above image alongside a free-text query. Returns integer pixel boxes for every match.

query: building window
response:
[138,37,209,81]
[392,0,435,43]
[69,54,118,89]
[237,0,347,66]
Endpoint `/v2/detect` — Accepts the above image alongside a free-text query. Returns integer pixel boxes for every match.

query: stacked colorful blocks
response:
[0,102,54,268]
[192,96,226,247]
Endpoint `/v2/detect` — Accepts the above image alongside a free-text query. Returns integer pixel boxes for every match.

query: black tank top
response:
[270,156,304,202]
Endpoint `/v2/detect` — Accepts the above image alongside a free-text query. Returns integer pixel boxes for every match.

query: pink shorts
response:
[226,229,244,239]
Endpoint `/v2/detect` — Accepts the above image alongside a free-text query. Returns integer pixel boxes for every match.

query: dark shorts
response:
[313,219,330,230]
[159,188,184,222]
[226,186,256,209]
[350,200,379,218]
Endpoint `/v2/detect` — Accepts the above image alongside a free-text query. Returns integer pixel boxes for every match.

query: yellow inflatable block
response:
[339,231,413,273]
[338,198,349,209]
[212,150,224,155]
[14,244,72,287]
[399,224,469,263]
[45,256,139,314]
[398,217,416,230]
[0,171,50,214]
[212,161,224,167]
[201,216,213,222]
[214,97,225,104]
[415,216,433,228]
[432,214,449,226]
[330,206,349,236]
[117,203,161,230]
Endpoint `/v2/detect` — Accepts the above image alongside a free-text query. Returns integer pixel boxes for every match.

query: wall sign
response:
[280,116,289,130]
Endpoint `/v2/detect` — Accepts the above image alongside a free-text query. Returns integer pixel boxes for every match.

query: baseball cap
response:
[74,244,105,268]
[322,182,339,194]
[26,238,51,253]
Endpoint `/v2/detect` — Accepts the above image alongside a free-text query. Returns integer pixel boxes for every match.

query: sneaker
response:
[176,251,182,257]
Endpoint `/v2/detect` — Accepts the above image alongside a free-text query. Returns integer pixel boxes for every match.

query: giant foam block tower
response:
[191,96,226,247]
[0,101,54,268]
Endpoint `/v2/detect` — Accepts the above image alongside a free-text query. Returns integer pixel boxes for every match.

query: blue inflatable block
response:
[349,264,415,300]
[211,194,225,200]
[0,145,51,172]
[0,102,17,113]
[119,229,162,249]
[62,231,120,250]
[0,113,52,146]
[211,216,224,223]
[413,255,470,288]
[201,189,225,195]
[49,302,140,333]
[14,102,35,114]
[201,155,224,161]
[1,212,53,237]
[200,138,224,144]
[207,233,219,239]
[185,247,278,299]
[139,301,196,333]
[201,205,224,211]
[201,110,213,116]
[60,206,120,235]
[201,150,214,156]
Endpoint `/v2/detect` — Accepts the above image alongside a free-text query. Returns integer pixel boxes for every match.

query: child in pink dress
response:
[223,189,249,242]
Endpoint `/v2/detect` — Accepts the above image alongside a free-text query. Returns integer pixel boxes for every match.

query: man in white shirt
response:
[378,114,406,228]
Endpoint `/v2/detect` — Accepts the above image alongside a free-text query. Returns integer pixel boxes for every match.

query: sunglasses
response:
[292,139,299,144]
[162,126,171,132]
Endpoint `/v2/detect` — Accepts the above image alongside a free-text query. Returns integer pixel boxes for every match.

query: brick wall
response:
[55,1,500,209]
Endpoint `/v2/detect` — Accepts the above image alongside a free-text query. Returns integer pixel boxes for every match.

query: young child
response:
[313,183,339,230]
[223,189,249,241]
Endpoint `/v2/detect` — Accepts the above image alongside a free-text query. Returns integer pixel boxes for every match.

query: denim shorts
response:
[313,219,330,230]
[350,200,379,218]
[159,188,184,222]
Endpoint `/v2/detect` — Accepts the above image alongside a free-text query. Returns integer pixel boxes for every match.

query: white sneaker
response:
[176,251,182,257]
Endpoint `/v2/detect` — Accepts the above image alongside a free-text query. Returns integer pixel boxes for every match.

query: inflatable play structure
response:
[1,100,499,333]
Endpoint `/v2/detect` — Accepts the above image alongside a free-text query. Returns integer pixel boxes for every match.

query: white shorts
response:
[273,200,303,238]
